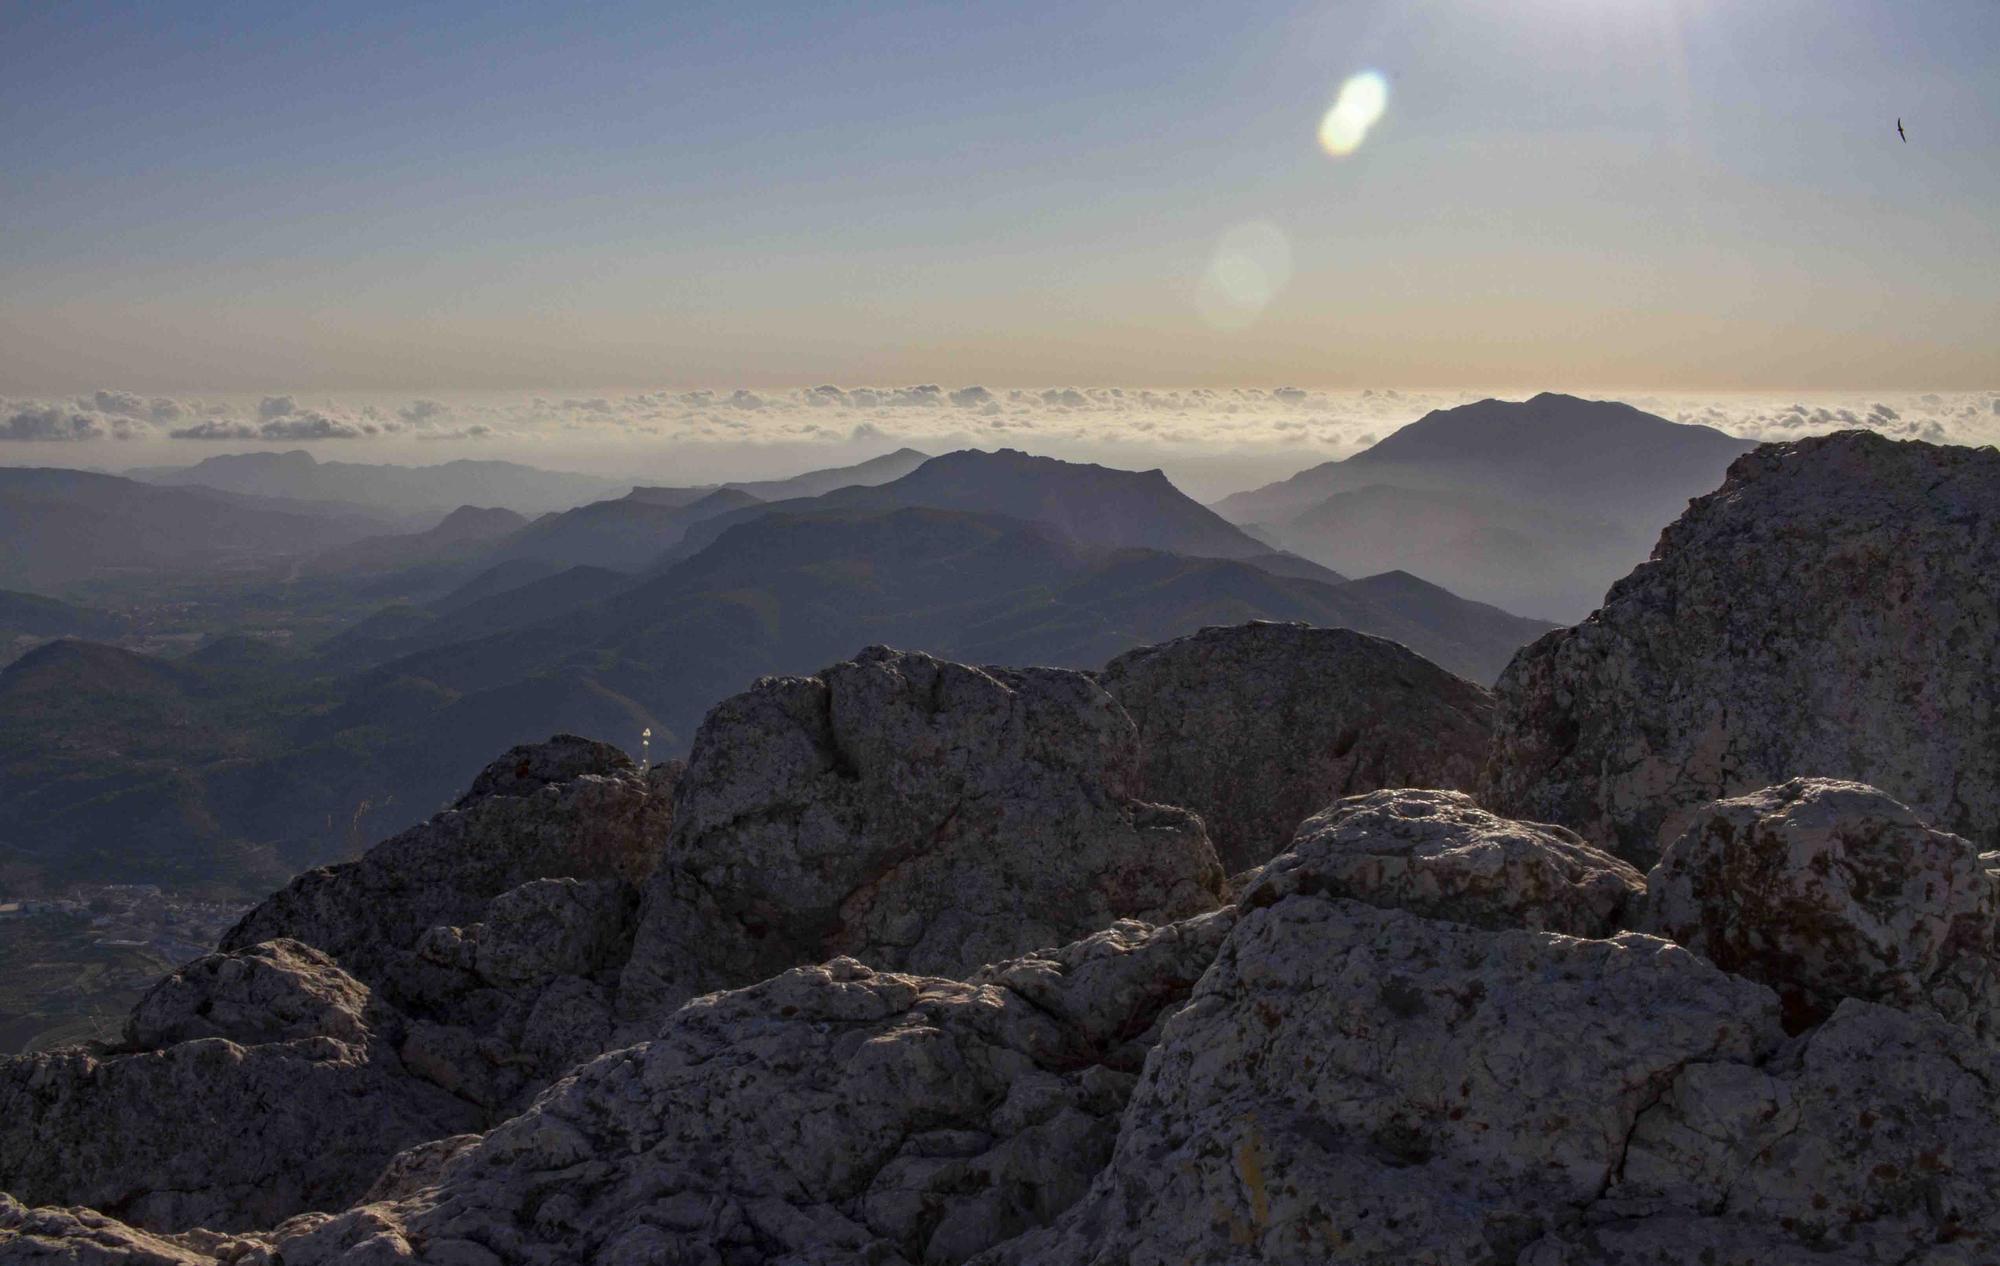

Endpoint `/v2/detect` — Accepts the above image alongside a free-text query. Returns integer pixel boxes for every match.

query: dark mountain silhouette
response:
[671,448,1320,577]
[490,488,763,571]
[307,505,529,575]
[0,467,387,593]
[0,590,124,643]
[138,450,628,515]
[1212,394,1753,618]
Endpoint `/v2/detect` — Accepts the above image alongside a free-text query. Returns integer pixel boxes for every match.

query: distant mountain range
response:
[1212,394,1754,619]
[627,447,931,506]
[0,444,1555,896]
[133,450,630,516]
[0,467,387,593]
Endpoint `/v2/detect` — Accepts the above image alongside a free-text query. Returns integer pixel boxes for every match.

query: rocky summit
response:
[3,430,1999,1265]
[1486,430,2000,866]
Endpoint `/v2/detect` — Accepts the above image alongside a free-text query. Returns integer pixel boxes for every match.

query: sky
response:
[2,1,1997,491]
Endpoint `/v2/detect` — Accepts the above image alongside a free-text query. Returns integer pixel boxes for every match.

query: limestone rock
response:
[223,741,670,984]
[1640,779,2000,1034]
[453,734,635,807]
[984,896,1784,1265]
[0,947,479,1234]
[1101,622,1494,872]
[214,738,672,1111]
[1241,788,1644,937]
[618,646,1225,1018]
[235,916,1237,1265]
[123,939,375,1051]
[1598,999,2000,1261]
[0,1194,220,1264]
[1486,431,2000,865]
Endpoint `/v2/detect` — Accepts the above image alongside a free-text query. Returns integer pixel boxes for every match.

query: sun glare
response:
[1318,70,1389,157]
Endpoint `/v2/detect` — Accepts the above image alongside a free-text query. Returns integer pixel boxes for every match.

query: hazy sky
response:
[5,0,1998,395]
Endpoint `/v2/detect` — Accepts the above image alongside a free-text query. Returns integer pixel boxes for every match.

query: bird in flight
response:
[1897,118,1907,143]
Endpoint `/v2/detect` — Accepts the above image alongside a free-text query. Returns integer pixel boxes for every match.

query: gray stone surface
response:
[984,897,1783,1265]
[1100,622,1494,872]
[1240,787,1644,937]
[1641,778,2000,1034]
[0,943,478,1234]
[618,646,1226,1019]
[218,916,1235,1265]
[1486,431,2000,865]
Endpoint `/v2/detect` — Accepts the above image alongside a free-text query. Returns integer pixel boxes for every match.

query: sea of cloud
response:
[3,384,1996,501]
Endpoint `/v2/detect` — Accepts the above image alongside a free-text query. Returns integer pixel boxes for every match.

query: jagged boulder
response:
[1241,788,1644,937]
[0,945,478,1235]
[1100,622,1494,873]
[215,737,674,1112]
[223,737,672,983]
[1486,431,2000,866]
[1640,779,2000,1035]
[617,647,1226,1019]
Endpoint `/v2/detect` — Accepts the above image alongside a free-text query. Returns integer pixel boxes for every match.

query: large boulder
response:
[1100,622,1494,873]
[617,647,1226,1019]
[985,897,1785,1264]
[1485,431,2000,865]
[0,944,478,1234]
[1241,788,1644,938]
[1640,779,2000,1035]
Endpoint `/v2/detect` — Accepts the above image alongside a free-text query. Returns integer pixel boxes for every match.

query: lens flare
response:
[1318,70,1389,157]
[1197,220,1292,331]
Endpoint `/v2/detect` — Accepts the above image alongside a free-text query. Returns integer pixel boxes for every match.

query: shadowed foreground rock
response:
[1486,430,2000,866]
[11,784,2000,1262]
[0,940,479,1234]
[617,646,1226,1020]
[1101,622,1494,873]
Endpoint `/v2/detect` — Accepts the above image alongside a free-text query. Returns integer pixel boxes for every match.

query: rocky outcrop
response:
[224,736,670,981]
[1641,778,2000,1036]
[217,737,674,1113]
[0,942,478,1234]
[617,647,1226,1019]
[15,787,2000,1262]
[1486,431,2000,865]
[1241,788,1644,937]
[187,915,1236,1265]
[1100,622,1494,873]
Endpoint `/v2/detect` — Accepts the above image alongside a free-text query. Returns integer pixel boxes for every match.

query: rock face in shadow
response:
[1640,778,2000,1036]
[235,916,1238,1266]
[616,646,1226,1020]
[1100,622,1493,874]
[0,940,479,1235]
[1486,431,2000,867]
[217,736,677,1114]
